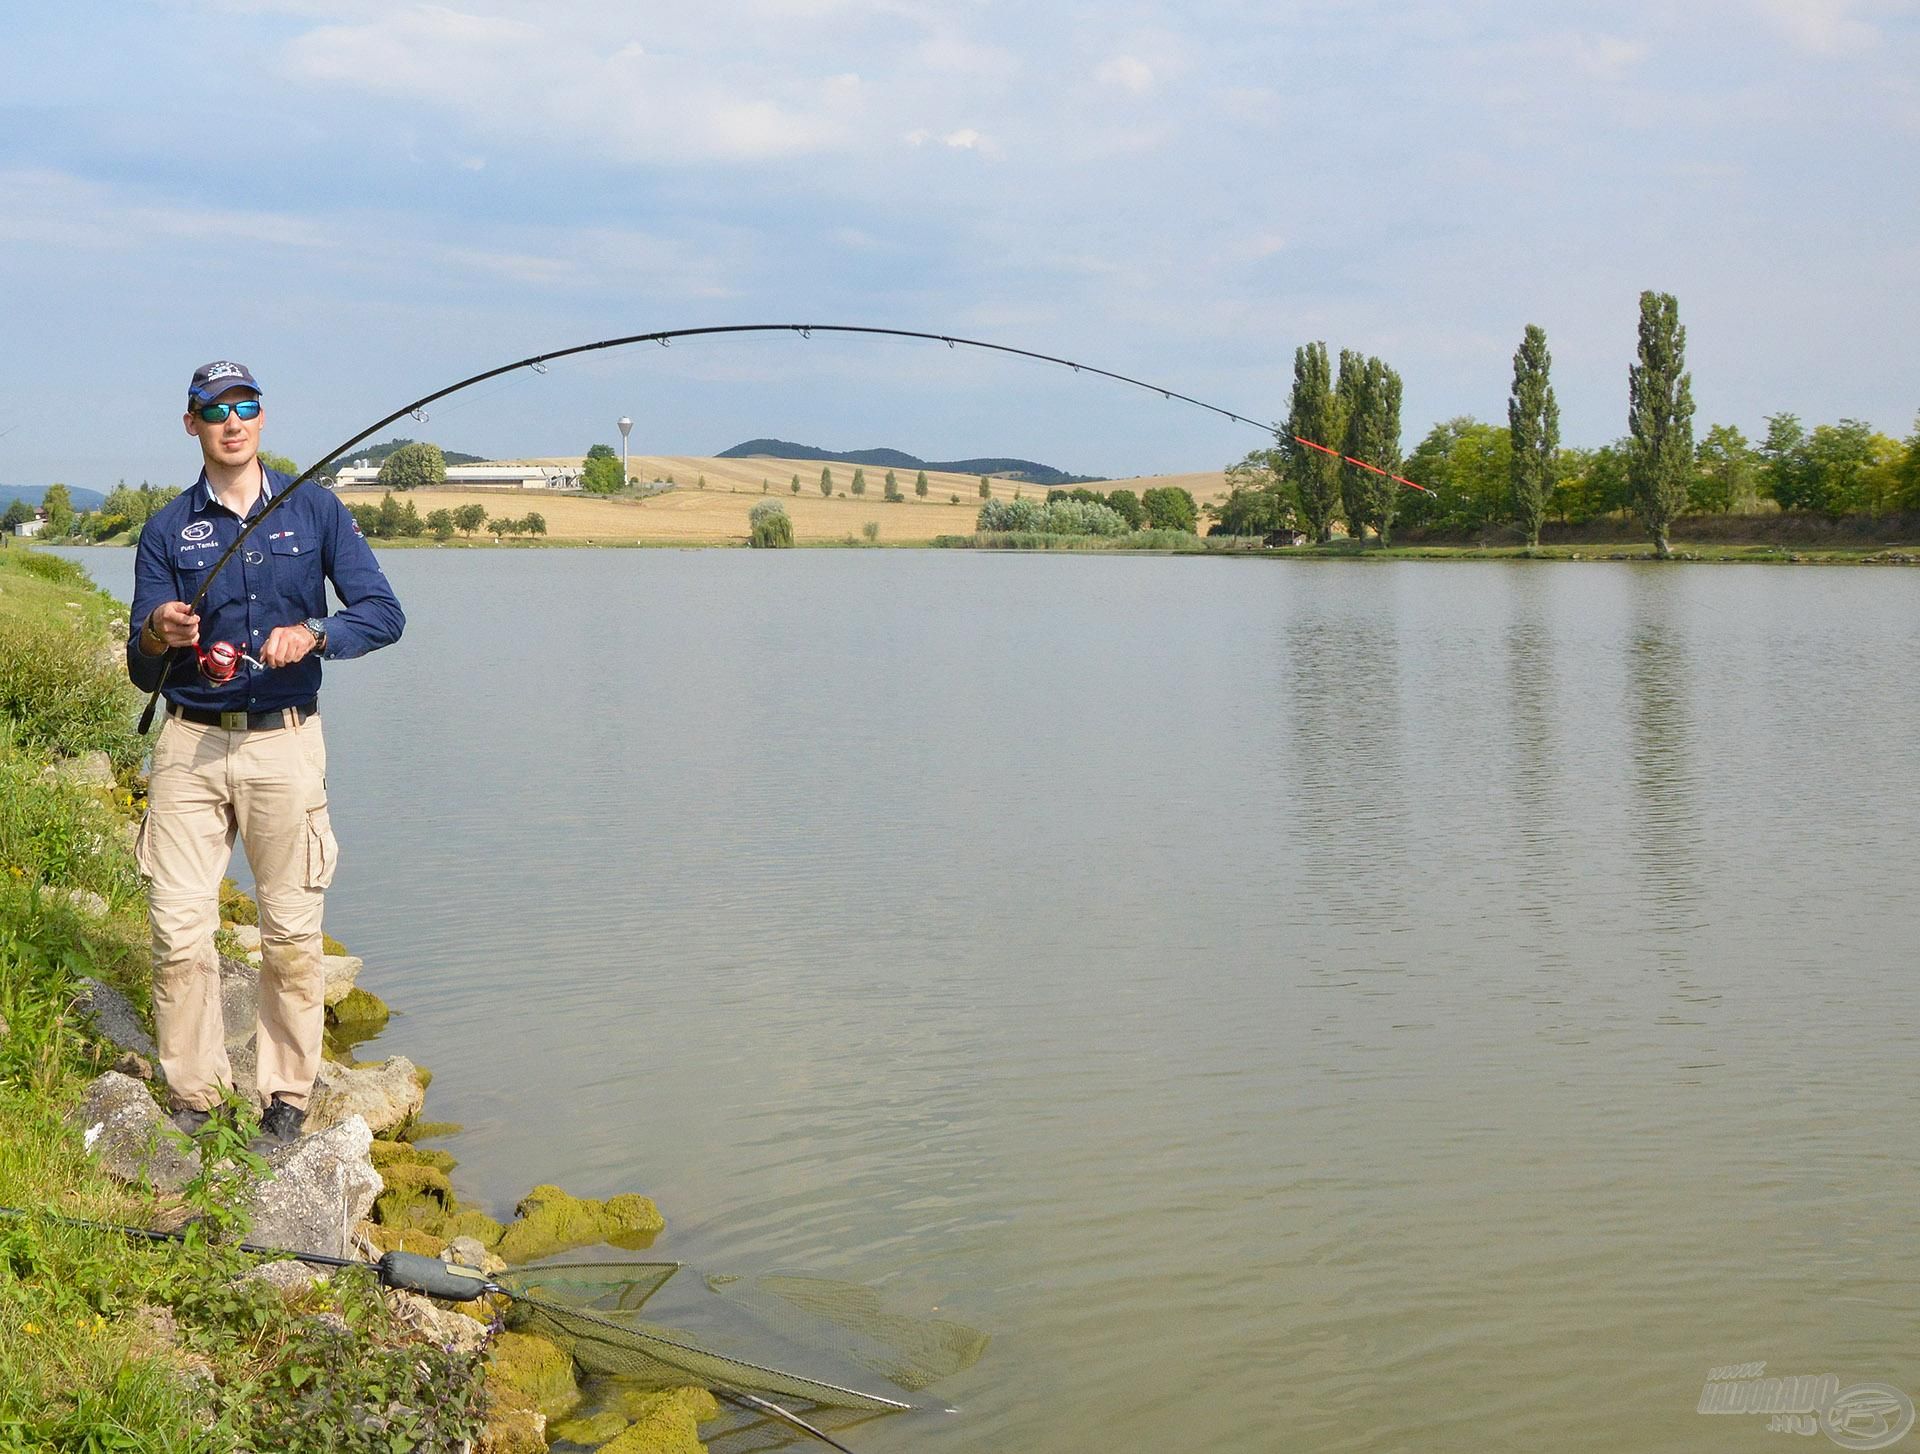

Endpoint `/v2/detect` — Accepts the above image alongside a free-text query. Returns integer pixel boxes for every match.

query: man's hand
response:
[259,622,320,669]
[142,601,200,655]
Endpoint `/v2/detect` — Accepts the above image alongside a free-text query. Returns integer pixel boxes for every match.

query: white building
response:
[11,512,46,538]
[332,463,582,491]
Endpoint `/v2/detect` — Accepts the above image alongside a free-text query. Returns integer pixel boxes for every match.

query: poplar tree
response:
[820,466,834,497]
[1627,290,1695,558]
[851,467,867,496]
[1283,342,1341,544]
[1507,324,1560,547]
[915,469,929,497]
[1335,350,1369,541]
[1333,354,1404,545]
[1356,357,1405,545]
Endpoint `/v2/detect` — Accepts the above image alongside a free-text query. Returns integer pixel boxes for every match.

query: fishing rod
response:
[137,321,1430,732]
[0,1204,897,1453]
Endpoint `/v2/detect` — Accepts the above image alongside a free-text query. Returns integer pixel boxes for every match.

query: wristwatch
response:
[303,617,328,653]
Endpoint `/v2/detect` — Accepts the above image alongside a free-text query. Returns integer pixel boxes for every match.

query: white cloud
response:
[282,5,855,162]
[1751,0,1889,54]
[0,169,332,253]
[1095,54,1155,95]
[942,128,983,150]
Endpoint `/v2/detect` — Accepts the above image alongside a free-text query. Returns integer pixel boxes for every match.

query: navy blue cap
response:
[187,360,262,405]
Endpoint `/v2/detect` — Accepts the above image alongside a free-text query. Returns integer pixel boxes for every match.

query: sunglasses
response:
[194,399,262,423]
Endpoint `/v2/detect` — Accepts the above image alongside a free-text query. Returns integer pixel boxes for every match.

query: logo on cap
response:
[204,362,245,382]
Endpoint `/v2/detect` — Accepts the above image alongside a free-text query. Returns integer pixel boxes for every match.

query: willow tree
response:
[1283,342,1342,544]
[1508,324,1560,547]
[1627,291,1695,558]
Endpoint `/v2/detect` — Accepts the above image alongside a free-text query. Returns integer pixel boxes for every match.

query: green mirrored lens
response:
[196,400,262,423]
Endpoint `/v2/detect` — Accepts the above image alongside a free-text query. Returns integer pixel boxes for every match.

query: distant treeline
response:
[1215,293,1920,558]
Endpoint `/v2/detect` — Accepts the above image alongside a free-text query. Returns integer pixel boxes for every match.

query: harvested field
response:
[339,456,1229,545]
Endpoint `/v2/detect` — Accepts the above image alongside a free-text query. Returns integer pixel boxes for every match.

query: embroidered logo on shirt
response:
[181,520,214,542]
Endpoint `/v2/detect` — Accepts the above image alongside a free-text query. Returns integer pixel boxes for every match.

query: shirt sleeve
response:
[126,517,181,692]
[317,491,405,659]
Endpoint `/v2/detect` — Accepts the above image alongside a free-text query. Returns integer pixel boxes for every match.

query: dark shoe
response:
[260,1095,307,1143]
[171,1106,213,1136]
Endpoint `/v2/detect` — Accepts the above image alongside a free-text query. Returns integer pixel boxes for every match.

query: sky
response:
[1,0,1915,489]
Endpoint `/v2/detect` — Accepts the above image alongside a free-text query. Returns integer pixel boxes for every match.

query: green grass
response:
[0,545,493,1452]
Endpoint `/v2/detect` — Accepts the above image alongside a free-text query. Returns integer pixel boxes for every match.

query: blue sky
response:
[2,0,1915,488]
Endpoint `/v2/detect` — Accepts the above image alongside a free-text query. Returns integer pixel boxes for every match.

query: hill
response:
[0,484,107,511]
[320,438,487,472]
[717,438,1104,487]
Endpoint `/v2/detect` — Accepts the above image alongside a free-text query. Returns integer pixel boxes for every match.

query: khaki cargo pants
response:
[136,709,338,1112]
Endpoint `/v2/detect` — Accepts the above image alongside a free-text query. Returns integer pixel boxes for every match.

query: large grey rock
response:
[243,1115,382,1261]
[321,954,363,1007]
[219,956,258,1047]
[42,751,114,787]
[59,887,111,919]
[74,978,158,1060]
[308,1057,425,1136]
[68,1071,198,1192]
[243,1259,323,1296]
[385,1289,492,1354]
[229,925,262,951]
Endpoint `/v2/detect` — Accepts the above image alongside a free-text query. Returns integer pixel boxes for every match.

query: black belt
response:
[168,699,317,731]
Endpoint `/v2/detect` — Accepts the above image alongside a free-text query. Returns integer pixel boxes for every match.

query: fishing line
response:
[137,321,1429,732]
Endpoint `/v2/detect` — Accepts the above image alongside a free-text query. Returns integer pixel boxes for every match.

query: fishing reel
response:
[193,640,264,684]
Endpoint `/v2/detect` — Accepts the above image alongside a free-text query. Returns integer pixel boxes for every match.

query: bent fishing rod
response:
[138,321,1431,732]
[1,1203,895,1453]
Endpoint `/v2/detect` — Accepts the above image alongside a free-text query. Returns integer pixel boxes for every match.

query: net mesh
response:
[495,1264,911,1413]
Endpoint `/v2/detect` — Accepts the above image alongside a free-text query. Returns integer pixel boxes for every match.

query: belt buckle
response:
[220,710,249,731]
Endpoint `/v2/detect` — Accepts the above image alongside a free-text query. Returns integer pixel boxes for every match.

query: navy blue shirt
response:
[128,468,404,713]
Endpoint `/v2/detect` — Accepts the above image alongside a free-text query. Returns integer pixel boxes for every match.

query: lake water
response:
[60,545,1920,1452]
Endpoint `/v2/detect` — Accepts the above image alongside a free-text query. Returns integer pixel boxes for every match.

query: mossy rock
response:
[373,1164,454,1234]
[488,1330,579,1421]
[602,1388,721,1454]
[442,1208,506,1247]
[551,1410,629,1446]
[480,1385,548,1454]
[402,1120,463,1142]
[358,1221,447,1257]
[322,931,349,956]
[218,878,258,925]
[412,1064,433,1091]
[327,987,389,1029]
[496,1184,665,1264]
[379,1160,453,1202]
[369,1140,456,1174]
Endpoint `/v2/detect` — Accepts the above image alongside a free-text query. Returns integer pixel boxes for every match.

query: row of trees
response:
[1223,292,1920,555]
[1051,485,1199,532]
[346,493,546,539]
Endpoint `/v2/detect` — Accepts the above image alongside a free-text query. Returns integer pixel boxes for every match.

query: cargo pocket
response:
[133,812,155,880]
[304,803,339,889]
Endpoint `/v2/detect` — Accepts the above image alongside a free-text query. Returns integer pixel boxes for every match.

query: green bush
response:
[748,500,793,548]
[0,618,141,770]
[6,552,91,589]
[976,497,1127,536]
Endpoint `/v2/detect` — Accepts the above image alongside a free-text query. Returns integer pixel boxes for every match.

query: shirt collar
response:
[196,468,275,515]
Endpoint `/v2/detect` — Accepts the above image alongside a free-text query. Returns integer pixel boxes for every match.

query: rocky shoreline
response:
[66,876,699,1454]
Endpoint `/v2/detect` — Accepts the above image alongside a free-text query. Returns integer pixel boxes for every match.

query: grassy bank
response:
[0,547,490,1452]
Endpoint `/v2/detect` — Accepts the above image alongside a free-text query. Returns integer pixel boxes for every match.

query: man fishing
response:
[127,360,404,1141]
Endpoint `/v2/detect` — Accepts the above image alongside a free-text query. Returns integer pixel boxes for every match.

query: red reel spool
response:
[195,641,243,684]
